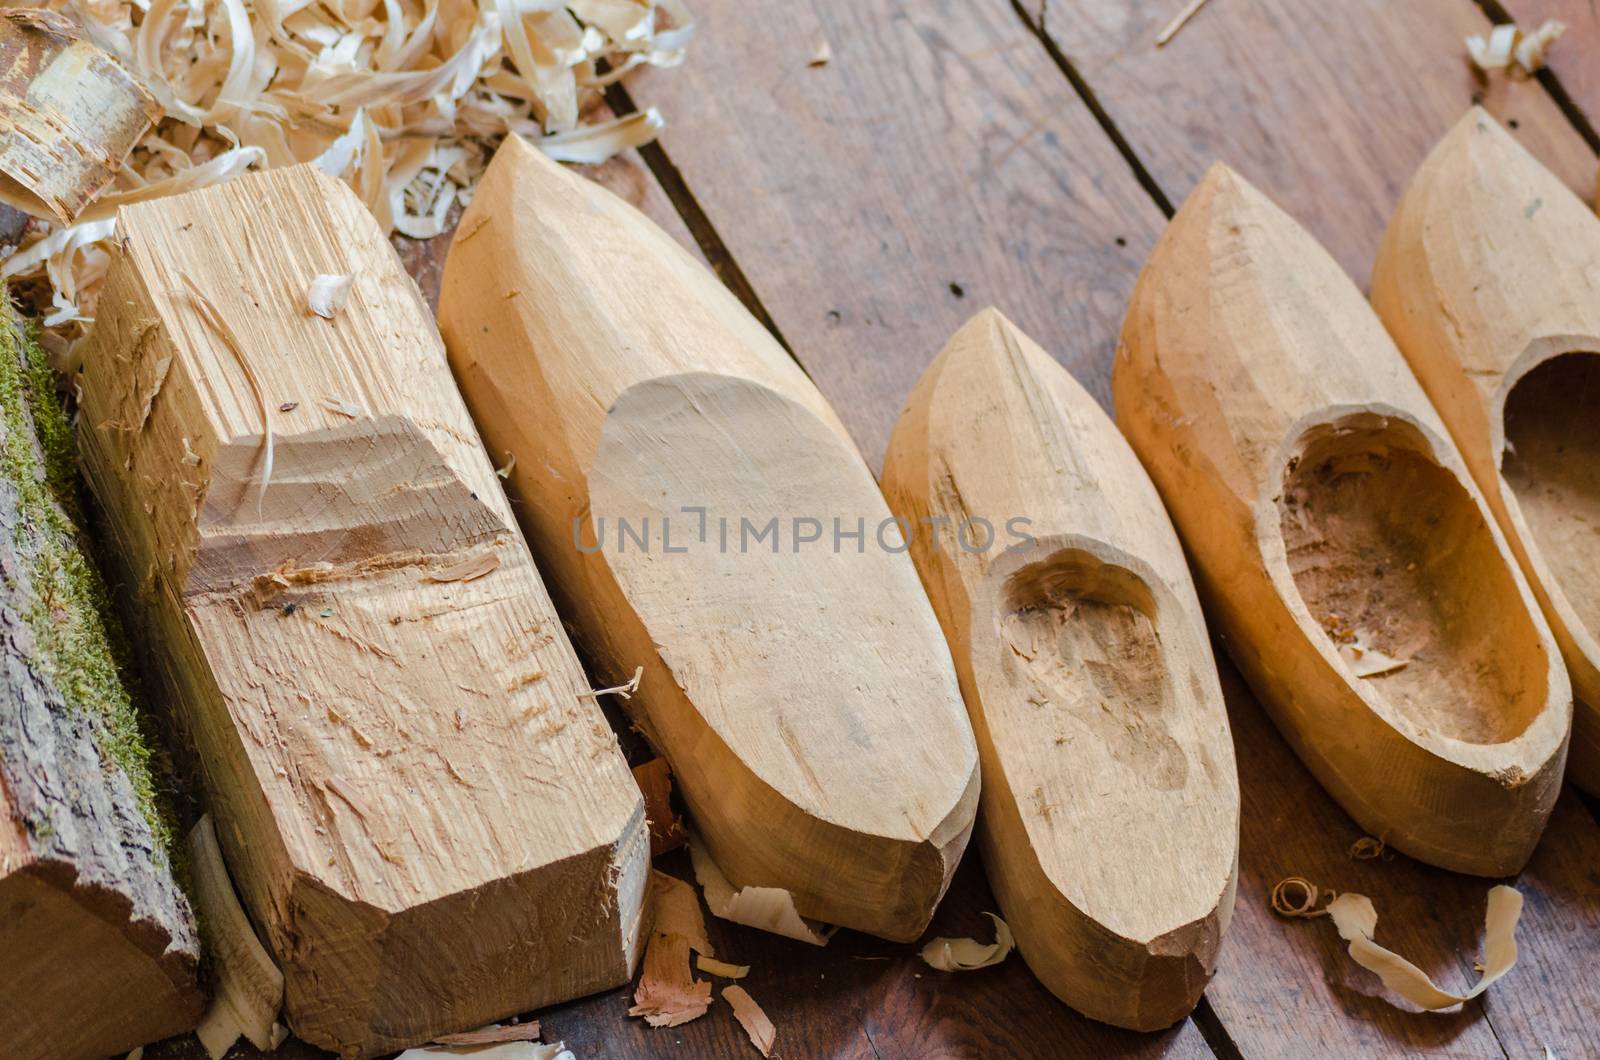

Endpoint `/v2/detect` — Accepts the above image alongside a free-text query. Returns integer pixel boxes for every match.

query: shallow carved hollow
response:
[1502,351,1600,646]
[1000,550,1189,795]
[1279,424,1545,744]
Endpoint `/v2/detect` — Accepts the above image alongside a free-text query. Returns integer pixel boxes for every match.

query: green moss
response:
[0,309,177,861]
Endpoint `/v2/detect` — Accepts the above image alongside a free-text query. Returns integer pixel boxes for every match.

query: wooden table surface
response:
[143,1,1600,1057]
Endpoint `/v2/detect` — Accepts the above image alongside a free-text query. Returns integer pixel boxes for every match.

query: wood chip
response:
[808,40,832,66]
[320,397,364,419]
[424,552,502,584]
[652,870,714,956]
[1156,0,1213,47]
[1466,20,1565,77]
[306,273,355,319]
[688,835,832,946]
[431,1022,541,1046]
[919,912,1014,971]
[628,932,712,1028]
[398,1042,574,1059]
[632,757,688,856]
[723,985,776,1057]
[696,955,750,979]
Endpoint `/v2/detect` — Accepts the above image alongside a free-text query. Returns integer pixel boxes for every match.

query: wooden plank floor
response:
[143,0,1600,1056]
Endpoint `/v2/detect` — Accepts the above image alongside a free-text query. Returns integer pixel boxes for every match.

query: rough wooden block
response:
[76,164,649,1057]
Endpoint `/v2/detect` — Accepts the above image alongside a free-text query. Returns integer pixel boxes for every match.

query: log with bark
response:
[1114,164,1570,876]
[438,135,980,943]
[881,308,1238,1030]
[0,299,202,1059]
[75,164,650,1057]
[1373,107,1600,796]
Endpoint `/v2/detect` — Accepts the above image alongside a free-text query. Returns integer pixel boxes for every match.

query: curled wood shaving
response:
[1467,20,1565,78]
[723,985,776,1058]
[628,931,712,1028]
[496,451,517,478]
[632,756,687,856]
[1270,875,1335,918]
[1329,886,1523,1010]
[306,272,354,318]
[431,1022,542,1046]
[1156,0,1213,47]
[398,1043,574,1059]
[688,834,833,946]
[1349,836,1391,861]
[188,815,285,1059]
[696,955,749,979]
[0,9,159,223]
[919,912,1014,971]
[6,0,696,350]
[651,869,714,957]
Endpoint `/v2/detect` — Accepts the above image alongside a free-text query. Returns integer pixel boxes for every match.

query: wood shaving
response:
[306,273,355,318]
[582,665,644,700]
[431,1022,542,1046]
[398,1043,574,1060]
[1467,20,1565,78]
[651,869,714,956]
[424,551,502,583]
[320,397,364,418]
[4,0,696,349]
[1349,836,1391,861]
[723,985,776,1057]
[496,451,517,478]
[1327,885,1523,1010]
[919,912,1014,971]
[628,931,712,1028]
[0,9,159,223]
[632,757,688,856]
[188,815,285,1059]
[1270,875,1335,918]
[696,955,749,979]
[688,834,833,946]
[1156,0,1213,47]
[808,40,831,66]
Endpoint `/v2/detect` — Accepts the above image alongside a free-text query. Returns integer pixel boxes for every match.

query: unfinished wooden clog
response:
[1115,164,1570,876]
[882,309,1238,1029]
[1374,107,1600,795]
[438,135,979,943]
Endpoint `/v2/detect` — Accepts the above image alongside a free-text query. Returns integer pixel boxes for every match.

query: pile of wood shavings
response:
[4,0,693,355]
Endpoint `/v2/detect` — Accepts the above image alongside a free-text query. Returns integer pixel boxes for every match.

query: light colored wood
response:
[881,309,1238,1030]
[1114,164,1571,876]
[438,135,979,943]
[76,164,649,1058]
[1374,108,1600,796]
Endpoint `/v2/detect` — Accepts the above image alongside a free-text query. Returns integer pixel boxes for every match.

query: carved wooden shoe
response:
[883,308,1238,1029]
[1115,164,1570,876]
[1374,107,1600,795]
[439,135,979,943]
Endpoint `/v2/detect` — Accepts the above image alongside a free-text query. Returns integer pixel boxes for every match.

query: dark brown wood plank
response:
[1212,655,1600,1059]
[625,0,1167,470]
[1499,0,1600,137]
[1020,0,1596,286]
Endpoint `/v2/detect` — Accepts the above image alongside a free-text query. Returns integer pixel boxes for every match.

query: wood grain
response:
[624,0,1167,469]
[77,165,650,1057]
[1020,0,1597,287]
